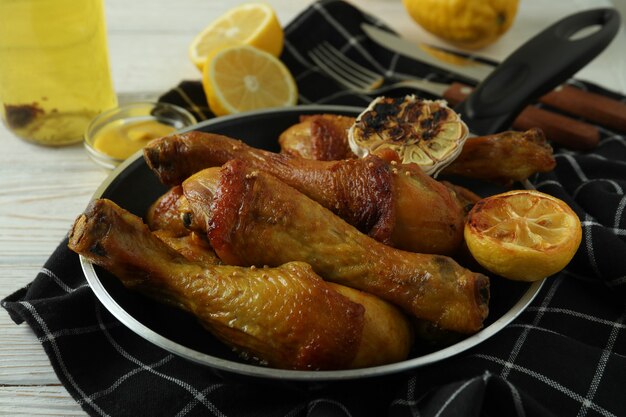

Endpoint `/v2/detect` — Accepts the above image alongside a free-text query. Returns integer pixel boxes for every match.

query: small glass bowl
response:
[84,102,197,169]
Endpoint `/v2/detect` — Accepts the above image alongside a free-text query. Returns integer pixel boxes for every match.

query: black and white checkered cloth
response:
[3,1,626,416]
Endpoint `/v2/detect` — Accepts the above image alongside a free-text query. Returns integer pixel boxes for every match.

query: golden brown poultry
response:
[278,114,556,184]
[182,160,490,334]
[440,128,557,185]
[153,230,222,265]
[145,185,190,237]
[144,131,466,255]
[68,198,413,370]
[279,114,356,160]
[145,185,221,264]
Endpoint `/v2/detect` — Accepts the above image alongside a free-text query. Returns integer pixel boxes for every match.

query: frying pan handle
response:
[454,8,620,135]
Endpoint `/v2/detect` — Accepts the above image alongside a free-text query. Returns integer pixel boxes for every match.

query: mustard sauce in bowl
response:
[92,119,176,160]
[84,102,197,169]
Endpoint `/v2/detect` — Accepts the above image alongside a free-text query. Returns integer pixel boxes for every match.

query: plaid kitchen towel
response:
[3,1,626,416]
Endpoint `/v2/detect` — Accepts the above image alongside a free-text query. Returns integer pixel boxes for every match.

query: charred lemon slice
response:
[348,95,469,176]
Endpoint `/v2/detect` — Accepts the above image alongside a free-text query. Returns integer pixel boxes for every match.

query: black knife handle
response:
[454,8,620,136]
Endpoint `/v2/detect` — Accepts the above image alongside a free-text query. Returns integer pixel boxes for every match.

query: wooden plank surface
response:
[1,0,624,415]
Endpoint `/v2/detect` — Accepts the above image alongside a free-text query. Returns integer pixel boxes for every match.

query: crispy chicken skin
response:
[389,162,466,254]
[441,128,556,185]
[146,186,221,264]
[182,161,489,334]
[144,132,466,255]
[279,114,356,160]
[277,115,555,184]
[146,185,190,236]
[68,199,413,370]
[153,230,222,265]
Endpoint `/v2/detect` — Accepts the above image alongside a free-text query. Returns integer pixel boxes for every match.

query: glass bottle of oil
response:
[0,0,118,146]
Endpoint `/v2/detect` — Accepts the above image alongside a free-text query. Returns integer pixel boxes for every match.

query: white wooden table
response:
[1,0,624,414]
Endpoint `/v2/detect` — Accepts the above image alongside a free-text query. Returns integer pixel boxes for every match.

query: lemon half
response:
[202,45,298,116]
[464,189,582,281]
[189,3,284,71]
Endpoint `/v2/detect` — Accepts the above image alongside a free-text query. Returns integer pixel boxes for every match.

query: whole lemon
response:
[403,0,519,50]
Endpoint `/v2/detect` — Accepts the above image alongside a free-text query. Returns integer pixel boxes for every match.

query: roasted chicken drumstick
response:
[278,114,556,184]
[145,185,222,264]
[144,131,466,255]
[68,199,413,370]
[440,128,556,185]
[182,160,490,334]
[279,114,357,161]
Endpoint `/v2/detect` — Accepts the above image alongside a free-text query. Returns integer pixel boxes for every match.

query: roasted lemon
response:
[348,95,468,176]
[464,190,582,281]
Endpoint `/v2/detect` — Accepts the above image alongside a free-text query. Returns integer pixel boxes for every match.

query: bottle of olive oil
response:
[0,0,118,145]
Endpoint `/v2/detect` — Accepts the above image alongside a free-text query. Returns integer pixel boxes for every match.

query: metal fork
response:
[307,42,440,95]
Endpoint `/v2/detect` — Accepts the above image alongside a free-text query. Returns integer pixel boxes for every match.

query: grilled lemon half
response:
[464,189,582,281]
